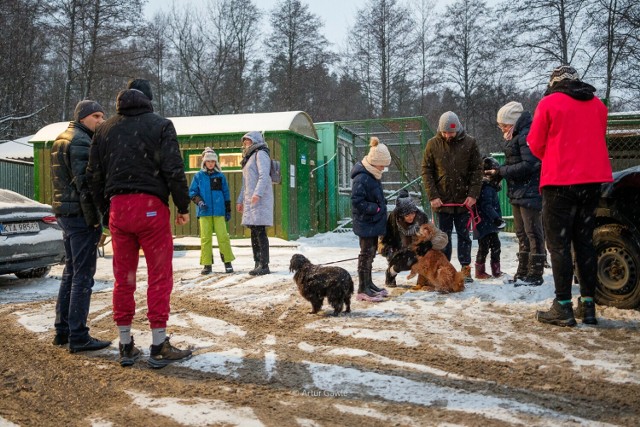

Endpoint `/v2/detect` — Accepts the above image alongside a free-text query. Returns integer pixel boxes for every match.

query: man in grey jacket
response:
[50,100,111,353]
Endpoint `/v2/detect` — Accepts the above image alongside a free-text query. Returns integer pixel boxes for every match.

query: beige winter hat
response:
[365,137,391,167]
[497,101,524,125]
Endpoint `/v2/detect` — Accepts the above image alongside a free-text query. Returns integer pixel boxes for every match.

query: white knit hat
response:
[365,137,391,167]
[438,111,462,134]
[201,147,220,171]
[497,101,523,125]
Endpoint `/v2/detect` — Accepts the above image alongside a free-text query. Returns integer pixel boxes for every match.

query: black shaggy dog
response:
[289,254,354,316]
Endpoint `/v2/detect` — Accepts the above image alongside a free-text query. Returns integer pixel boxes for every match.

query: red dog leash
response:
[439,203,481,231]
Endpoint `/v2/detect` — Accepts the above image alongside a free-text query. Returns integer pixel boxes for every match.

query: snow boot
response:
[517,253,545,286]
[536,299,576,327]
[224,262,234,273]
[507,252,529,284]
[200,265,212,275]
[385,267,397,287]
[474,262,492,279]
[575,298,598,325]
[366,269,388,296]
[356,271,383,302]
[490,261,505,278]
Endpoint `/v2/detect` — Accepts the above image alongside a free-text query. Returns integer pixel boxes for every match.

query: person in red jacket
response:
[527,65,613,327]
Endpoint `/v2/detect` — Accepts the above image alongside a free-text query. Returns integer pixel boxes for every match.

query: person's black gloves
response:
[494,218,506,229]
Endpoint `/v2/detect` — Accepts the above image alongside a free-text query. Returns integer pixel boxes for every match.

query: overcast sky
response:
[144,0,456,48]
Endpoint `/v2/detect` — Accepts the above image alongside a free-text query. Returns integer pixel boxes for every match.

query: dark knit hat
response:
[73,100,105,122]
[395,189,418,217]
[127,78,153,100]
[548,65,580,87]
[438,111,462,134]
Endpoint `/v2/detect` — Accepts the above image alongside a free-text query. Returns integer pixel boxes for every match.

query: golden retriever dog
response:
[407,223,465,293]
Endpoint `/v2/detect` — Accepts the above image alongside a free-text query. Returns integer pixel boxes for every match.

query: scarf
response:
[397,217,421,237]
[362,158,383,180]
[241,144,270,168]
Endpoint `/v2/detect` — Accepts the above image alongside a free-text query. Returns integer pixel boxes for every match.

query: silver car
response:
[0,189,65,278]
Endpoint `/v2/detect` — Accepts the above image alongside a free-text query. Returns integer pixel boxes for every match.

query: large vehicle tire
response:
[593,224,640,309]
[15,266,51,279]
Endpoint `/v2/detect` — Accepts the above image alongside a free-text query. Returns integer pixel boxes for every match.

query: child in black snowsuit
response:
[474,157,506,279]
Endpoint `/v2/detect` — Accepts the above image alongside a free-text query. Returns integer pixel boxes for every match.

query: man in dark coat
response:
[421,111,483,283]
[51,100,111,353]
[87,79,191,368]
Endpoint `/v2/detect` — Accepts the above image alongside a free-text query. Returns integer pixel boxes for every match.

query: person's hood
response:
[116,89,154,116]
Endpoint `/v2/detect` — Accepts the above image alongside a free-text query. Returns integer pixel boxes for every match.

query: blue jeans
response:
[436,211,472,266]
[55,216,102,344]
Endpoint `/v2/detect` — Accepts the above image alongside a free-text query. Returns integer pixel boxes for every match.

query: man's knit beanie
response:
[497,101,523,125]
[127,78,153,100]
[548,65,580,88]
[73,100,104,122]
[365,136,391,167]
[438,111,462,134]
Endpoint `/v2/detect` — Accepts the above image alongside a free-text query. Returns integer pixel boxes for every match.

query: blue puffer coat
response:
[350,161,387,237]
[497,112,542,211]
[189,170,230,217]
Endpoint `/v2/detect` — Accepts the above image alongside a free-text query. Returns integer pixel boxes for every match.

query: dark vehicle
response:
[0,189,65,278]
[593,166,640,308]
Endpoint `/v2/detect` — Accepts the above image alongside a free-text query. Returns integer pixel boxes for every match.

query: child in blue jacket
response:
[189,148,235,274]
[474,156,506,279]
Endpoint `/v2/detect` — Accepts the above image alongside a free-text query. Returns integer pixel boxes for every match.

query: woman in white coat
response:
[236,131,274,275]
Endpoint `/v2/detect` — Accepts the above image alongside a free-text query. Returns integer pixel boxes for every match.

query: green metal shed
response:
[29,111,320,240]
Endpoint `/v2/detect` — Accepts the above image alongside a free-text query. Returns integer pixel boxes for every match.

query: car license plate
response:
[0,221,40,234]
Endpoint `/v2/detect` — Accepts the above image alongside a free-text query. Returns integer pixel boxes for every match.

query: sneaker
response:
[52,332,69,346]
[201,265,212,275]
[575,298,598,325]
[356,293,383,302]
[119,337,142,367]
[148,337,192,369]
[536,299,577,327]
[69,336,112,353]
[224,262,234,273]
[461,265,474,283]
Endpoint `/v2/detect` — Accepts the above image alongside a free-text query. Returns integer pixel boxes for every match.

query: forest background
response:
[1,0,639,155]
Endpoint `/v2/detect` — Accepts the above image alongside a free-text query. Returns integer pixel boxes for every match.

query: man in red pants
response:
[88,79,192,368]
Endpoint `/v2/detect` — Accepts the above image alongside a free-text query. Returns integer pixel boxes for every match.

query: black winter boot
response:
[536,299,577,327]
[507,252,530,284]
[356,270,383,301]
[575,298,598,325]
[520,254,545,286]
[385,267,397,287]
[200,265,212,275]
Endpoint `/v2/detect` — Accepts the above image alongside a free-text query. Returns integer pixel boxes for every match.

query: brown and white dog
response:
[407,223,465,293]
[289,254,354,316]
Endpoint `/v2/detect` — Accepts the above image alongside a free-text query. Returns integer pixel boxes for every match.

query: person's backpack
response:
[269,158,282,184]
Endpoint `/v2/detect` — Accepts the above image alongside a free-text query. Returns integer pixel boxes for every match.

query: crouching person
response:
[379,190,448,288]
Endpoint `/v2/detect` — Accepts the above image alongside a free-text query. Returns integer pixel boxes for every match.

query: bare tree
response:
[431,0,498,134]
[346,0,416,117]
[167,0,261,115]
[411,0,438,116]
[264,0,335,114]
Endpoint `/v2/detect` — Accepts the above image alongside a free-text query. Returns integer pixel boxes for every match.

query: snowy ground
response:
[1,231,639,426]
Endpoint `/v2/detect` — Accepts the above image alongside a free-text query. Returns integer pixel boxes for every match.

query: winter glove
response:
[101,206,110,229]
[225,200,231,222]
[494,218,506,229]
[197,200,206,208]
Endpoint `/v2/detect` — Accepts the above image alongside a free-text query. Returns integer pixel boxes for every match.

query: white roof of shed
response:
[0,136,34,161]
[30,111,318,143]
